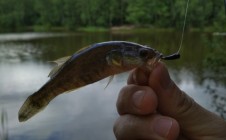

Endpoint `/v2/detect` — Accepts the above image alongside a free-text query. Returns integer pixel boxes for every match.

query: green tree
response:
[63,0,80,29]
[0,0,24,31]
[0,0,225,32]
[126,0,152,25]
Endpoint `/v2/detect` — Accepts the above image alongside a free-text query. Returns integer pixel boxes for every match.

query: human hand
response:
[114,62,226,140]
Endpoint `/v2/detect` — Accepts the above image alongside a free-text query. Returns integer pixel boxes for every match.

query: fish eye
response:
[139,49,149,58]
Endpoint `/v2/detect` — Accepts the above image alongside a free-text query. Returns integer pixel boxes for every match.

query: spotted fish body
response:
[18,41,169,122]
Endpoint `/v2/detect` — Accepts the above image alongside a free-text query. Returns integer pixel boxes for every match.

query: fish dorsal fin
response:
[48,56,71,78]
[50,56,71,65]
[104,75,114,89]
[76,46,90,53]
[47,45,91,79]
[48,63,64,78]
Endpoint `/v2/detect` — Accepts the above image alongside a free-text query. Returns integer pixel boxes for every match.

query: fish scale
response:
[18,41,179,122]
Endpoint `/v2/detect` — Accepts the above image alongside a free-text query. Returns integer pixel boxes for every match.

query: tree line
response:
[0,0,225,32]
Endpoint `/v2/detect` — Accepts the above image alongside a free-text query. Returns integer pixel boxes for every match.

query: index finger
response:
[127,67,150,86]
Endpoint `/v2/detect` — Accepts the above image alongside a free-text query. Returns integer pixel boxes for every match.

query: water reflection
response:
[0,62,50,98]
[202,35,226,118]
[0,32,69,42]
[0,32,226,140]
[0,43,41,63]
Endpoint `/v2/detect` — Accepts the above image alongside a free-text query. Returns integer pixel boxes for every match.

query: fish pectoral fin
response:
[104,75,114,89]
[48,56,71,78]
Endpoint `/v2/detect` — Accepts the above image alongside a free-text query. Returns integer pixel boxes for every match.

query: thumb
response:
[149,62,226,139]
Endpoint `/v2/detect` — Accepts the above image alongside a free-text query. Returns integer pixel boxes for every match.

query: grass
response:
[0,109,8,140]
[1,24,225,33]
[77,26,108,32]
[30,25,109,32]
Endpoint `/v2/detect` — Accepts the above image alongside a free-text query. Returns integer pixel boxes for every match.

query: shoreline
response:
[0,25,223,33]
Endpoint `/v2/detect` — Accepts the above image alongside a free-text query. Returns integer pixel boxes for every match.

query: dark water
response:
[0,31,226,140]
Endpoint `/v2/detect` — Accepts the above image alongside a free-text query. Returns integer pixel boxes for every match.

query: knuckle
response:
[113,115,137,140]
[117,85,153,115]
[113,116,127,139]
[113,118,121,139]
[116,85,138,114]
[176,90,195,116]
[116,86,129,114]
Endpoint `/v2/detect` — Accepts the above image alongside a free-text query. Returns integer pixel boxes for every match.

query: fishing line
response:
[177,0,190,54]
[162,0,190,60]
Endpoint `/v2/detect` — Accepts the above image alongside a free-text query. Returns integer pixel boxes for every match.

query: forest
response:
[0,0,225,32]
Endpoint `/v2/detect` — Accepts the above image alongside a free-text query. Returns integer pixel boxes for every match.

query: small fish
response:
[18,41,179,122]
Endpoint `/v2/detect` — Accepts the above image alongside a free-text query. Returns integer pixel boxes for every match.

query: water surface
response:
[0,31,226,140]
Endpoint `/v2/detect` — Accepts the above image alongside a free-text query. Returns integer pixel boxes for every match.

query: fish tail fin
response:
[18,91,54,122]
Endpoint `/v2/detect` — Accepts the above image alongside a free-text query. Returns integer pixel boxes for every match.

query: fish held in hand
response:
[18,41,179,122]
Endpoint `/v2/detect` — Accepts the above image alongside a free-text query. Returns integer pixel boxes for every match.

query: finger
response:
[149,62,226,138]
[114,114,179,140]
[127,67,150,85]
[117,85,157,115]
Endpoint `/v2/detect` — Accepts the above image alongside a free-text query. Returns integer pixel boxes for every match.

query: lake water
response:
[0,31,226,140]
